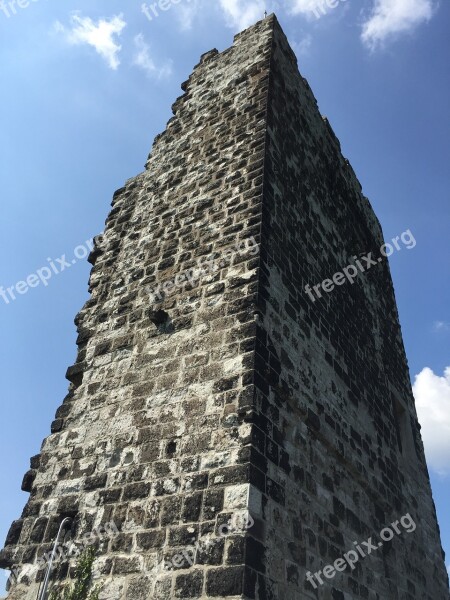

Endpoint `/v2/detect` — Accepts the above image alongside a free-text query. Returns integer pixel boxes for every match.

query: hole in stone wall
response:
[150,310,169,325]
[149,309,174,334]
[166,441,177,456]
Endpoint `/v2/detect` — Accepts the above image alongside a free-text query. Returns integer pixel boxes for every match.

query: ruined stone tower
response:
[2,14,448,600]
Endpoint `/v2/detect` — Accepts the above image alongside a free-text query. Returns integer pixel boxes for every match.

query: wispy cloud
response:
[219,0,265,30]
[132,34,172,79]
[290,0,327,17]
[361,0,436,50]
[292,34,313,56]
[55,13,126,70]
[413,366,450,478]
[433,321,450,333]
[175,0,201,30]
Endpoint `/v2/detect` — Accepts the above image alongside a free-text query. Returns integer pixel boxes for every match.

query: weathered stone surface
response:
[2,13,448,600]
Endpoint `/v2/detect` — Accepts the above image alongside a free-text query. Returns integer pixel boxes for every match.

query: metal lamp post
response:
[37,517,72,600]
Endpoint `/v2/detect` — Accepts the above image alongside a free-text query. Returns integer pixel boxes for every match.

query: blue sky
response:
[0,0,449,592]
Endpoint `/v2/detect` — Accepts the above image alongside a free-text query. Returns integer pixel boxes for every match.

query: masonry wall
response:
[247,17,449,600]
[1,19,274,600]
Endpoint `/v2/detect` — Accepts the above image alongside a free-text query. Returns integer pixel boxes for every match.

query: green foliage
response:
[48,547,101,600]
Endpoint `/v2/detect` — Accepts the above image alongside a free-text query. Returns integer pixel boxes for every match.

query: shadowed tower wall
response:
[2,14,448,600]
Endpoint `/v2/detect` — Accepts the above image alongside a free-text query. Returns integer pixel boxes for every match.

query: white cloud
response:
[433,321,450,332]
[52,21,65,34]
[361,0,436,50]
[175,0,201,30]
[290,0,329,18]
[132,34,172,79]
[219,0,265,30]
[55,13,126,70]
[290,0,312,14]
[413,366,450,477]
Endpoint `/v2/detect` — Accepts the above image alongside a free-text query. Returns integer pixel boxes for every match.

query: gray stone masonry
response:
[1,13,448,600]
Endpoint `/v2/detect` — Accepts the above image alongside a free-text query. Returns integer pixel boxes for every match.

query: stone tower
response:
[2,14,448,600]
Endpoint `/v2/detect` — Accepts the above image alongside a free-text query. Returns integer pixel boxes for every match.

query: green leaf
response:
[47,547,101,600]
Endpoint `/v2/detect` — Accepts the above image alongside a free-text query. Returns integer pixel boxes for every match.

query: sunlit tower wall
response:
[1,14,448,600]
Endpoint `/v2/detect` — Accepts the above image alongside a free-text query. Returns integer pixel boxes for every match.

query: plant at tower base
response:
[48,547,100,600]
[5,521,119,589]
